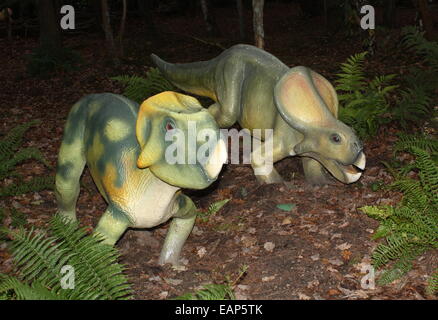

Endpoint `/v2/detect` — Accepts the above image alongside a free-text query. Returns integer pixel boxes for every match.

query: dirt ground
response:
[0,3,436,300]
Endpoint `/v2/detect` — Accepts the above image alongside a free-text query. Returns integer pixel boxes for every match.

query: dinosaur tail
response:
[151,54,218,101]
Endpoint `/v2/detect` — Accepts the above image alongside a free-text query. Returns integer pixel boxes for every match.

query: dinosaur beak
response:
[204,139,227,179]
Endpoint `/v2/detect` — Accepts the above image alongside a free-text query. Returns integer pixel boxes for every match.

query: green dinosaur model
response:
[55,91,227,265]
[151,44,366,185]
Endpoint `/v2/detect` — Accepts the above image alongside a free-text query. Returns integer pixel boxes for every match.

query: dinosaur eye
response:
[331,134,341,144]
[165,121,174,131]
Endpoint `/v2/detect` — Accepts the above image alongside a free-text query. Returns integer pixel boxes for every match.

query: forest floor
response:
[0,3,436,300]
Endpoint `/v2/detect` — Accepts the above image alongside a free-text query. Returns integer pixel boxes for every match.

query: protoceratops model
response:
[55,92,227,265]
[151,44,366,185]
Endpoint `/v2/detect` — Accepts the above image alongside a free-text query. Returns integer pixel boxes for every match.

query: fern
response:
[393,133,438,156]
[174,264,247,300]
[0,215,133,300]
[174,283,235,300]
[336,52,397,139]
[197,199,230,222]
[401,26,438,71]
[0,121,53,197]
[360,135,438,293]
[427,269,438,296]
[0,176,54,198]
[112,68,175,103]
[390,27,438,126]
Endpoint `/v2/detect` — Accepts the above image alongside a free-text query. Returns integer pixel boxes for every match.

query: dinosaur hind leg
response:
[55,138,86,222]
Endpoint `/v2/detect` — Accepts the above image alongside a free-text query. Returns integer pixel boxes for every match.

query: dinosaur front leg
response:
[159,194,196,266]
[207,60,246,128]
[251,140,288,184]
[302,157,333,185]
[94,206,131,245]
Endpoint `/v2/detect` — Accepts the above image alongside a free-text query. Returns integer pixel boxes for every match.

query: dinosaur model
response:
[55,91,227,265]
[151,44,366,185]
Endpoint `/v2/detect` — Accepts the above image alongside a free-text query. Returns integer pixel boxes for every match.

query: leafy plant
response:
[335,52,398,139]
[391,27,438,127]
[196,199,230,222]
[174,264,248,300]
[26,46,82,77]
[0,120,53,197]
[360,134,438,293]
[112,68,175,103]
[401,26,438,71]
[0,215,133,300]
[174,283,235,300]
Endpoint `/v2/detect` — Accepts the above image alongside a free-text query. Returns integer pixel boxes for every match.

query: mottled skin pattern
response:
[152,44,366,185]
[55,92,226,265]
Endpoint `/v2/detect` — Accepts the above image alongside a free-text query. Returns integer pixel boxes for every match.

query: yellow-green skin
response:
[152,44,366,185]
[55,92,225,265]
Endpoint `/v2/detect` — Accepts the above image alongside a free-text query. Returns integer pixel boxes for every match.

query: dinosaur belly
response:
[90,148,180,229]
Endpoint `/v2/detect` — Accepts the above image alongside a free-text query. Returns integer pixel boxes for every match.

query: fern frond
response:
[335,52,368,94]
[0,120,40,162]
[197,199,230,222]
[361,135,438,288]
[0,215,133,300]
[112,68,175,103]
[49,216,133,300]
[174,283,235,300]
[0,176,54,197]
[394,133,438,154]
[0,275,64,300]
[426,269,438,295]
[401,26,438,71]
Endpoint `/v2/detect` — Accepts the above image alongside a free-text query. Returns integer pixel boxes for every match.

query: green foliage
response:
[174,283,235,300]
[427,269,438,296]
[0,215,133,300]
[112,68,175,103]
[391,27,438,127]
[174,264,248,300]
[336,52,397,139]
[337,28,438,134]
[10,208,27,228]
[196,199,230,222]
[401,26,438,71]
[360,135,438,293]
[0,120,53,197]
[26,46,82,77]
[393,87,432,128]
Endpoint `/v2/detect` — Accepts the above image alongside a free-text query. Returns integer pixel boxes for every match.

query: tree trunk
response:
[416,0,435,40]
[252,0,264,49]
[236,0,245,40]
[37,0,61,51]
[4,8,12,40]
[200,0,220,36]
[384,0,396,28]
[100,0,118,64]
[116,0,127,58]
[91,0,102,29]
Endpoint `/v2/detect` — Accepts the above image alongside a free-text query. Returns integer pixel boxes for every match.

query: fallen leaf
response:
[276,203,296,211]
[263,242,275,252]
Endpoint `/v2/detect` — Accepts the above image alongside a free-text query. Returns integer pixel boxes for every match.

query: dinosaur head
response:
[136,91,227,189]
[274,66,366,184]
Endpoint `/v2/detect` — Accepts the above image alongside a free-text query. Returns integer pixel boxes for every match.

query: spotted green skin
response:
[152,44,365,185]
[55,93,221,265]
